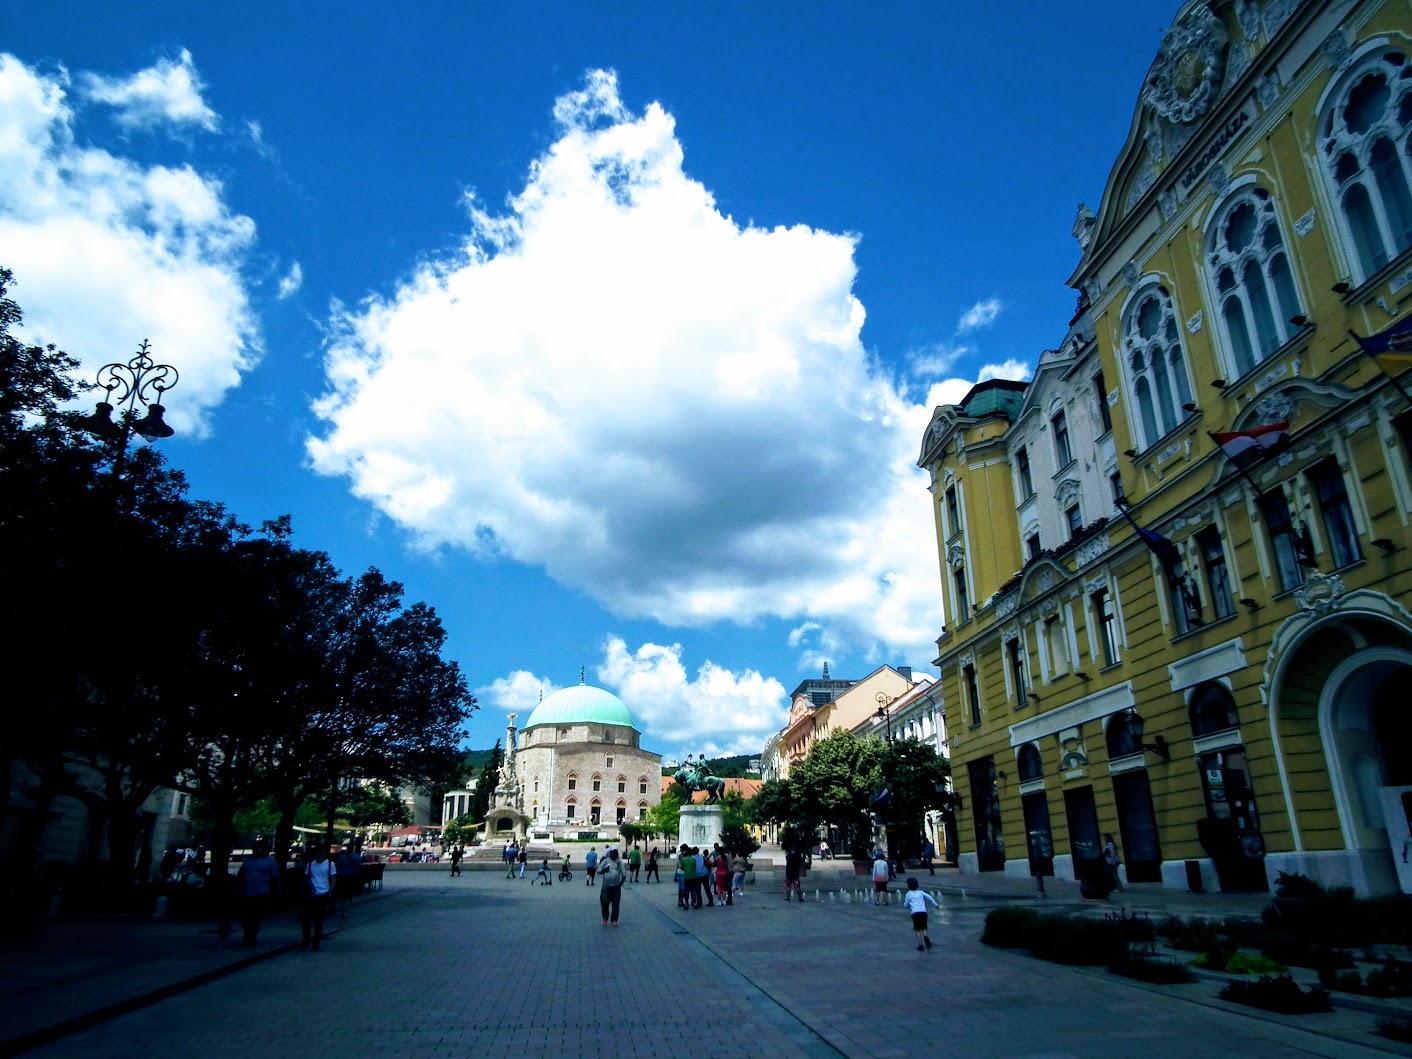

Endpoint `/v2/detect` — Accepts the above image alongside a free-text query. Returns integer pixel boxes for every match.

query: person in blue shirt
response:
[585,846,598,886]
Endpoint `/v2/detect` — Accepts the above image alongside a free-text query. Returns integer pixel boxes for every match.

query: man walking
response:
[628,845,641,883]
[234,839,281,947]
[449,846,462,877]
[598,847,626,925]
[585,846,598,886]
[301,845,336,951]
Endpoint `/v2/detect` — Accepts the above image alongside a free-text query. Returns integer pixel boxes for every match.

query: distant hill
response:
[660,753,758,779]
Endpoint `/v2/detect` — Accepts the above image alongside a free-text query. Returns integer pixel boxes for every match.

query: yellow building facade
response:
[919,0,1412,896]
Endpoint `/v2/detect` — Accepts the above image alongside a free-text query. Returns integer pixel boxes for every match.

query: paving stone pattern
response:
[8,868,1412,1058]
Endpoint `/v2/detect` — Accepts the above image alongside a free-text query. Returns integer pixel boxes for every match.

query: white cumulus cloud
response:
[978,359,1032,383]
[0,53,259,435]
[957,297,1003,333]
[80,49,218,133]
[309,70,942,668]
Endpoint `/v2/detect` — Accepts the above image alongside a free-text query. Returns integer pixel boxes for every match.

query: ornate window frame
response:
[1317,45,1412,282]
[1118,280,1196,452]
[1203,181,1305,379]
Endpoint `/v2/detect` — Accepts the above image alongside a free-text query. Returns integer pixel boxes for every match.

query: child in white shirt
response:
[902,877,938,951]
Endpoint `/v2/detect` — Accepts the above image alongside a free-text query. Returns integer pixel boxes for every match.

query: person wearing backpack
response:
[597,847,627,925]
[301,845,336,951]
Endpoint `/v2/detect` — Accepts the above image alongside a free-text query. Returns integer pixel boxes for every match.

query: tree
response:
[339,781,412,831]
[618,821,644,847]
[878,737,952,862]
[467,742,502,825]
[788,731,888,857]
[719,823,759,860]
[643,782,684,842]
[746,778,794,830]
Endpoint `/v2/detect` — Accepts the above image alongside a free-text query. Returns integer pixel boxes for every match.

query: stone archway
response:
[1266,600,1412,895]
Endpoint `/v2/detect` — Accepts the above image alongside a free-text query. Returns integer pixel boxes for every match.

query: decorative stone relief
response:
[1144,120,1165,165]
[959,653,975,671]
[1235,0,1261,40]
[1295,571,1347,616]
[1322,29,1352,70]
[1165,120,1198,161]
[1121,261,1140,288]
[1072,203,1097,252]
[1159,188,1178,220]
[1224,41,1251,92]
[1127,159,1157,213]
[1075,533,1110,568]
[1106,389,1120,408]
[996,593,1019,619]
[1294,208,1316,236]
[1186,309,1204,334]
[947,543,966,568]
[1086,575,1108,594]
[1056,478,1081,508]
[1256,72,1281,109]
[1142,6,1229,125]
[1261,0,1298,39]
[1083,277,1103,304]
[1256,363,1289,392]
[1058,727,1088,771]
[1038,572,1057,595]
[1207,164,1231,196]
[1255,391,1294,423]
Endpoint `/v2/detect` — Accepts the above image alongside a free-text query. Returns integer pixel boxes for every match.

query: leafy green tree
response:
[339,781,412,830]
[619,821,644,847]
[719,823,759,860]
[879,738,952,862]
[746,778,794,830]
[644,782,684,842]
[789,731,887,857]
[467,742,501,824]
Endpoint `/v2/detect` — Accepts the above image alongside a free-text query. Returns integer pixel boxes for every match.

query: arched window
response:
[1189,681,1239,737]
[1121,285,1195,450]
[1207,187,1304,377]
[1320,50,1412,280]
[1017,743,1043,782]
[1106,711,1142,759]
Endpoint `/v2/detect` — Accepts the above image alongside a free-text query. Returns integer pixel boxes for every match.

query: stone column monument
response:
[678,804,724,851]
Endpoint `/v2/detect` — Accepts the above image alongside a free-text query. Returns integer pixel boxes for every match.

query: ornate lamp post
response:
[874,692,894,742]
[76,339,180,476]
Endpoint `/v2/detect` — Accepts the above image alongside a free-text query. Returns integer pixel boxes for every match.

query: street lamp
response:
[76,339,180,476]
[875,692,894,742]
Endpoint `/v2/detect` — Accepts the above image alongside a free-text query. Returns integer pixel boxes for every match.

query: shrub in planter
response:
[981,907,1040,948]
[1260,936,1354,972]
[1219,975,1332,1014]
[1159,916,1223,953]
[1323,970,1363,993]
[1105,908,1156,943]
[1375,1016,1412,1044]
[1365,958,1412,998]
[1077,861,1115,900]
[1191,948,1286,975]
[1029,917,1124,966]
[1111,950,1196,984]
[1273,871,1325,898]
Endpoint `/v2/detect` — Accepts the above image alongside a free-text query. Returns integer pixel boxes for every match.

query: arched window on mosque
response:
[567,773,578,791]
[592,774,602,792]
[617,775,626,793]
[1320,50,1412,281]
[638,777,648,795]
[1189,681,1239,737]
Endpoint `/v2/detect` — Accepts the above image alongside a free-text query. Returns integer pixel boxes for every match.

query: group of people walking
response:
[232,840,365,952]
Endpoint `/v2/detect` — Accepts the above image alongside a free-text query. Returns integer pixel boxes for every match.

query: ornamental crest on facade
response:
[1295,572,1346,616]
[1143,6,1229,126]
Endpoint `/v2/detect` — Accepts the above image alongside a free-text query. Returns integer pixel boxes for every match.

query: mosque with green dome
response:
[504,677,662,839]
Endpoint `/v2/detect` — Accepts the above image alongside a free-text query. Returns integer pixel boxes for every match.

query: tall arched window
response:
[1320,50,1412,280]
[1106,711,1142,759]
[1207,187,1304,377]
[1122,285,1195,450]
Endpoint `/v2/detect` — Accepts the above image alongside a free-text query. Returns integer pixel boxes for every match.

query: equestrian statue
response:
[673,755,726,804]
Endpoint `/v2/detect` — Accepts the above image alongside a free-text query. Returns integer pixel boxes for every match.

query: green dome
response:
[524,683,636,730]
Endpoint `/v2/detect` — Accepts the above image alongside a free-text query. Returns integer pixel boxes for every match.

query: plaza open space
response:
[4,859,1410,1059]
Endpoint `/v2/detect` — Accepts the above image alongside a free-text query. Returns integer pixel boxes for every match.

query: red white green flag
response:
[1210,420,1289,462]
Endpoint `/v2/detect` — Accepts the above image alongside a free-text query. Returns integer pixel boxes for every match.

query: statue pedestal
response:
[678,804,725,850]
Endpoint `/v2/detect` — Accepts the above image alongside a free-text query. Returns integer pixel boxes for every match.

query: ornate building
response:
[509,679,661,839]
[919,0,1412,895]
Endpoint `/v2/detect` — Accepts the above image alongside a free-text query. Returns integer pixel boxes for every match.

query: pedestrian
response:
[300,845,336,951]
[334,844,362,918]
[535,857,551,885]
[1103,833,1123,891]
[646,847,660,882]
[871,849,891,905]
[731,852,748,897]
[585,846,598,886]
[449,847,462,877]
[680,845,697,908]
[674,863,686,908]
[517,844,528,879]
[504,839,518,879]
[714,850,730,905]
[628,845,642,883]
[697,847,713,907]
[922,837,936,875]
[234,839,281,947]
[598,847,626,925]
[902,877,938,951]
[784,847,803,902]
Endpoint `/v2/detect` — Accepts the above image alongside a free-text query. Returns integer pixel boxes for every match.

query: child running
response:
[902,877,938,951]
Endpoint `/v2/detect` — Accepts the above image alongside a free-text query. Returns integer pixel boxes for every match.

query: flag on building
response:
[1351,318,1412,374]
[1210,420,1290,464]
[1114,502,1183,583]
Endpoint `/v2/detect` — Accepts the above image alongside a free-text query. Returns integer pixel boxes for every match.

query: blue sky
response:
[2,3,1171,759]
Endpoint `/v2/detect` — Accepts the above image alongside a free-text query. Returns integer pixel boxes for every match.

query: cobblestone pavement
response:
[10,868,1412,1058]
